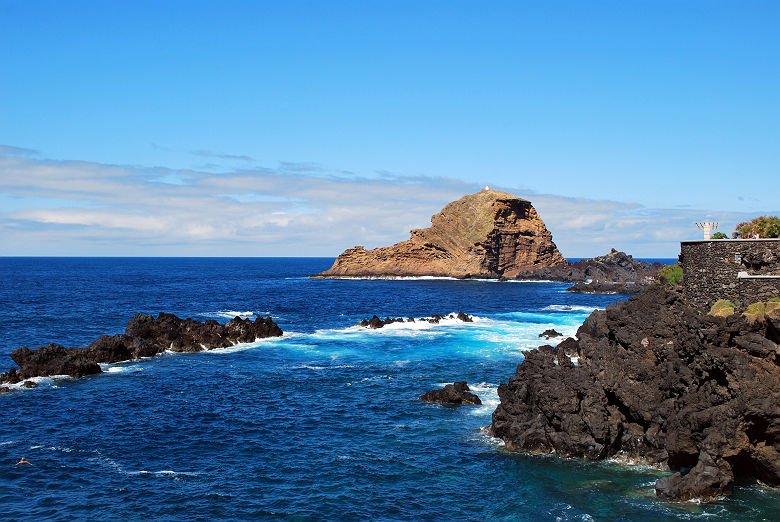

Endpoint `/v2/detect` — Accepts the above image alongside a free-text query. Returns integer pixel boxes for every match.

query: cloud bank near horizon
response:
[0,148,772,258]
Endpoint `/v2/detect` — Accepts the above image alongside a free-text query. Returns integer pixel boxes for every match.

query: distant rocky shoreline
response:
[0,313,283,389]
[317,244,661,295]
[312,189,662,294]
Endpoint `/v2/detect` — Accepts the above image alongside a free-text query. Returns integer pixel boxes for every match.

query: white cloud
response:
[0,150,776,257]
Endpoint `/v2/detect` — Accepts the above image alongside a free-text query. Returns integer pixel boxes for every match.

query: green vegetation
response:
[711,232,728,239]
[739,300,780,322]
[743,302,767,323]
[659,263,683,285]
[733,216,780,238]
[708,299,735,317]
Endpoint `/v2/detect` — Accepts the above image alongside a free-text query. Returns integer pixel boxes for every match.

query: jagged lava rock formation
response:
[420,381,482,405]
[355,312,473,329]
[313,189,565,279]
[490,284,779,501]
[1,313,283,385]
[519,249,661,283]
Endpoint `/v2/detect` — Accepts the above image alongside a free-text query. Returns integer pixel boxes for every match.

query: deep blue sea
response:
[1,258,777,520]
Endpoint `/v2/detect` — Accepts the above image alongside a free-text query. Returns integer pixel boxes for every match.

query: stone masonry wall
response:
[680,239,780,311]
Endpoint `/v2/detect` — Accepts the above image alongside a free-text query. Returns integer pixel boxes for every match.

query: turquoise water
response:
[0,258,776,520]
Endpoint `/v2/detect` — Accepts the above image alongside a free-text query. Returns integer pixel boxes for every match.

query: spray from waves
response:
[207,310,257,319]
[541,304,600,313]
[252,310,587,362]
[320,313,489,335]
[99,363,143,374]
[87,449,203,478]
[465,382,501,415]
[290,364,356,371]
[493,310,593,326]
[126,470,202,477]
[3,374,72,391]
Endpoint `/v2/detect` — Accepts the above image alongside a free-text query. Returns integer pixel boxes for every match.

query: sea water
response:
[0,258,777,520]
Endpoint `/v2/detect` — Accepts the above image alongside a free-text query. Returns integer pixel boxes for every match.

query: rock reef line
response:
[1,313,283,386]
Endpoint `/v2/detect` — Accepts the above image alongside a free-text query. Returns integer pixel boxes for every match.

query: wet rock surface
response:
[1,313,283,385]
[420,382,482,405]
[490,284,780,501]
[539,329,563,339]
[356,313,473,329]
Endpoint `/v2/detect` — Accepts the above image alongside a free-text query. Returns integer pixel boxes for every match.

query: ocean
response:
[0,257,776,520]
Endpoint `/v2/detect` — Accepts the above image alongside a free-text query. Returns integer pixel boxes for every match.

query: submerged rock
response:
[313,189,565,279]
[420,382,482,405]
[490,284,780,502]
[0,313,283,385]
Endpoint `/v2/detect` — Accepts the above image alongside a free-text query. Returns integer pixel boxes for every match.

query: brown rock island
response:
[312,189,565,279]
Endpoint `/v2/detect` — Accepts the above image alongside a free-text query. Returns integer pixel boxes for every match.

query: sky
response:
[1,1,778,257]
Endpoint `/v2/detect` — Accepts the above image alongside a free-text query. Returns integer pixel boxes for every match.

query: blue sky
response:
[1,1,778,257]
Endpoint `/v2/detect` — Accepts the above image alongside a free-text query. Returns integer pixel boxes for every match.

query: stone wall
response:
[680,239,780,311]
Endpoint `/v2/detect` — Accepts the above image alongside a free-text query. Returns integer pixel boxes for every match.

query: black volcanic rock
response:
[8,343,102,382]
[519,249,661,290]
[1,313,283,385]
[420,382,482,405]
[85,335,132,363]
[566,281,642,294]
[457,312,474,323]
[539,329,563,339]
[356,313,473,329]
[490,284,780,502]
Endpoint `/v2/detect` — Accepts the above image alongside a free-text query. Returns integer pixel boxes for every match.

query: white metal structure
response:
[695,221,719,240]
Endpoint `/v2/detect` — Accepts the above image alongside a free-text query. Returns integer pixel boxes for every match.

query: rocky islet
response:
[0,313,283,385]
[420,381,482,405]
[313,189,566,279]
